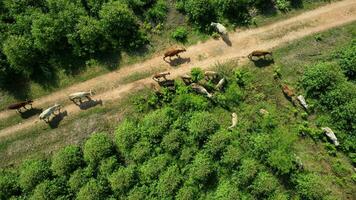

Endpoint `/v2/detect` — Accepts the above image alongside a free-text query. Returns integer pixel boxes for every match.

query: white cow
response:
[69,90,94,103]
[215,78,226,91]
[191,83,213,98]
[322,127,339,146]
[39,104,61,122]
[211,22,227,35]
[297,95,308,109]
[228,113,237,130]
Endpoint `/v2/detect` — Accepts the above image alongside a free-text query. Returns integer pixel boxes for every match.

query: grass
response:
[0,0,339,112]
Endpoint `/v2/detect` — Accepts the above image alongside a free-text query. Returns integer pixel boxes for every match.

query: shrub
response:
[175,184,200,200]
[30,178,67,200]
[171,27,188,42]
[190,67,204,82]
[250,171,280,197]
[275,0,291,12]
[188,112,220,143]
[294,173,331,200]
[19,159,51,191]
[161,129,183,153]
[267,148,295,175]
[0,170,20,199]
[115,120,139,156]
[214,0,251,23]
[109,166,136,196]
[181,0,216,28]
[139,154,171,184]
[319,82,356,110]
[157,165,183,198]
[205,130,232,159]
[188,152,214,184]
[99,156,120,177]
[334,40,356,80]
[172,93,210,112]
[130,139,153,163]
[146,0,168,23]
[217,83,244,108]
[221,143,241,168]
[301,63,345,97]
[83,132,114,165]
[234,68,250,87]
[236,158,261,187]
[51,145,83,176]
[77,179,106,200]
[214,180,241,200]
[68,168,91,192]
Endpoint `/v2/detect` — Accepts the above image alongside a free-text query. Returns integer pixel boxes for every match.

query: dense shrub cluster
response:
[302,60,356,164]
[0,0,167,85]
[0,68,336,199]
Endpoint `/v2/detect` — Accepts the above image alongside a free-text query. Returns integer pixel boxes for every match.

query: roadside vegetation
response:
[0,22,355,199]
[0,0,337,111]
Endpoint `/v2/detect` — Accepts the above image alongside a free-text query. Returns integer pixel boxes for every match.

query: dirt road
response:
[1,0,355,138]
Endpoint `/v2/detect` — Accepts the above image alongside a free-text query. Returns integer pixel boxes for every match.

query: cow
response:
[69,90,95,104]
[297,95,308,110]
[163,48,186,61]
[204,71,219,80]
[215,78,226,91]
[248,50,273,60]
[181,74,192,85]
[152,72,171,82]
[322,127,339,146]
[211,22,227,35]
[228,113,237,130]
[282,84,295,99]
[191,83,213,98]
[7,100,33,113]
[39,104,61,123]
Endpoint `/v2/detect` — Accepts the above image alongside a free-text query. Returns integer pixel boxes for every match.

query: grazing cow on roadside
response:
[7,100,33,113]
[163,48,186,61]
[248,50,273,60]
[204,71,219,80]
[69,90,95,104]
[39,104,61,123]
[191,83,213,98]
[152,72,171,82]
[211,22,227,35]
[297,95,308,110]
[322,127,339,146]
[228,113,237,130]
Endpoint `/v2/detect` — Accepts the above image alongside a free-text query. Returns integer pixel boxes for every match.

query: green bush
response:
[205,130,232,159]
[171,27,188,42]
[320,82,356,110]
[157,165,183,198]
[188,152,214,184]
[146,0,168,23]
[214,180,241,200]
[109,166,136,196]
[221,143,241,168]
[161,129,183,153]
[83,132,114,165]
[68,168,91,192]
[214,0,251,23]
[334,40,356,80]
[0,170,20,199]
[172,93,210,112]
[19,159,51,191]
[99,156,120,177]
[191,68,204,82]
[301,63,345,97]
[236,158,261,187]
[188,112,220,143]
[115,120,139,156]
[175,184,199,200]
[139,154,171,184]
[267,148,295,175]
[51,145,83,176]
[180,0,216,28]
[294,173,331,200]
[130,139,153,163]
[275,0,291,12]
[250,171,280,197]
[30,178,67,200]
[77,179,106,200]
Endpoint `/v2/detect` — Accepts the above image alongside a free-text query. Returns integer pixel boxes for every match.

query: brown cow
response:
[8,100,33,112]
[248,50,273,60]
[163,48,186,60]
[282,84,295,99]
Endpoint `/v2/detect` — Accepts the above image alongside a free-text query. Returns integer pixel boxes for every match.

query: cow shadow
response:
[48,111,68,129]
[221,34,232,46]
[19,108,43,119]
[251,58,274,68]
[165,57,191,67]
[78,99,103,110]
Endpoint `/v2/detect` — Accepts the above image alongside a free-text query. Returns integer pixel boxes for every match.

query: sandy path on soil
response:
[1,0,355,138]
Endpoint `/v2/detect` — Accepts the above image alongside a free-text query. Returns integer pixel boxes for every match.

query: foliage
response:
[83,132,114,165]
[51,145,83,176]
[76,179,106,200]
[171,27,188,42]
[109,166,136,196]
[294,173,331,200]
[190,67,204,82]
[188,111,220,143]
[0,170,20,199]
[179,0,216,28]
[146,0,168,24]
[156,165,182,198]
[334,39,356,80]
[30,178,67,200]
[19,159,51,191]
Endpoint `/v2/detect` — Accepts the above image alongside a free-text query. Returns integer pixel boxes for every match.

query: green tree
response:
[205,130,232,159]
[115,120,140,157]
[214,180,241,200]
[19,159,51,192]
[83,132,114,165]
[157,165,183,198]
[302,63,345,97]
[250,171,280,198]
[0,169,20,199]
[188,152,214,184]
[175,184,199,200]
[68,168,92,192]
[139,154,171,184]
[267,148,295,175]
[77,179,106,200]
[51,145,84,176]
[335,39,356,80]
[109,166,136,196]
[181,0,216,28]
[214,0,251,23]
[294,173,332,200]
[161,129,183,153]
[30,178,67,200]
[188,112,220,143]
[99,156,120,177]
[190,67,204,82]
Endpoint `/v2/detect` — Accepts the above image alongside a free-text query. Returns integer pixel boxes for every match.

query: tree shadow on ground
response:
[251,58,275,68]
[48,111,68,129]
[19,108,43,119]
[221,34,232,46]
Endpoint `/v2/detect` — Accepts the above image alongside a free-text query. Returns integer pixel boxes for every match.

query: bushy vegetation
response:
[1,63,348,199]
